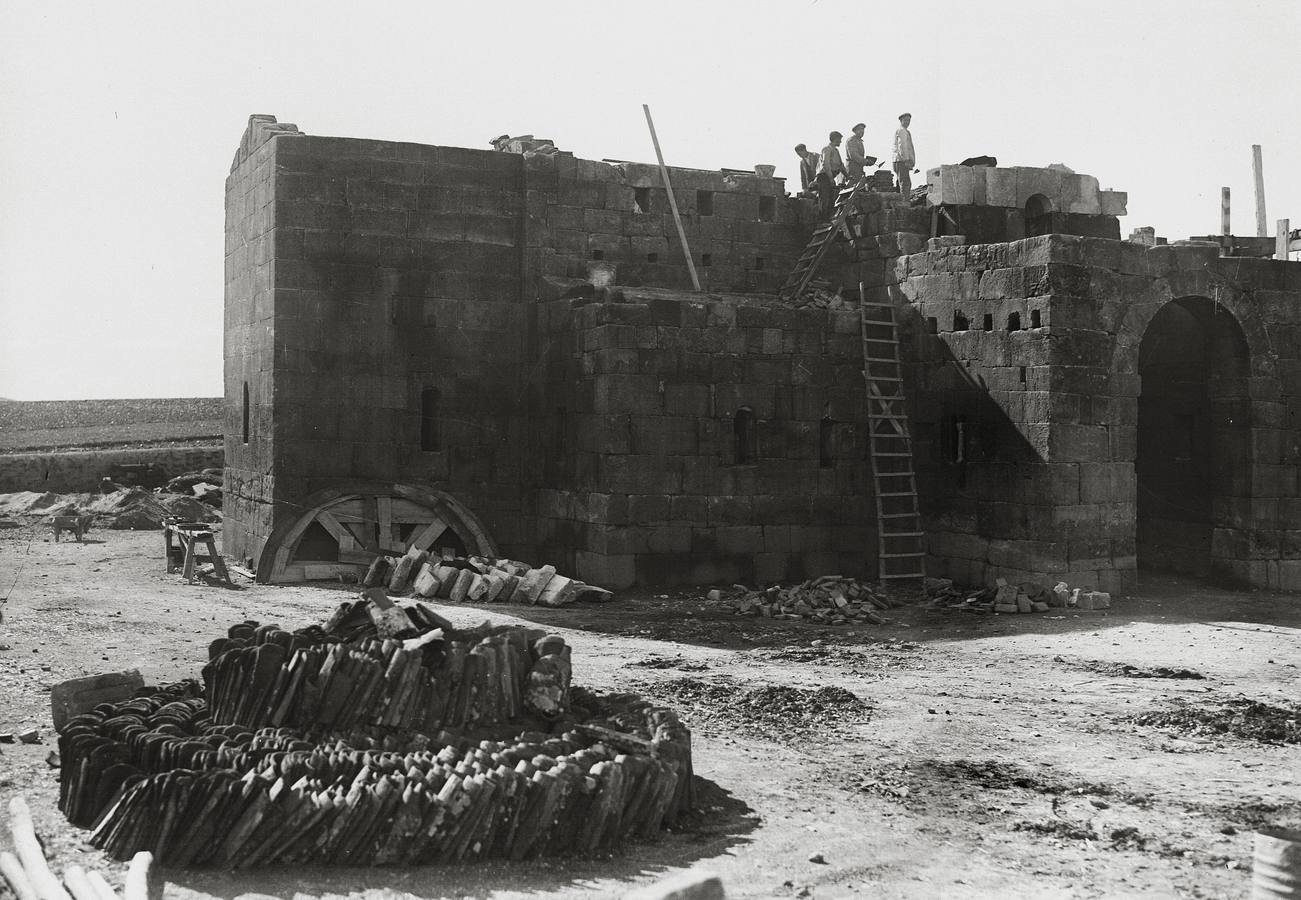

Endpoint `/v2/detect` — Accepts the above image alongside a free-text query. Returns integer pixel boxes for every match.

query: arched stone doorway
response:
[1136,298,1251,576]
[256,483,498,583]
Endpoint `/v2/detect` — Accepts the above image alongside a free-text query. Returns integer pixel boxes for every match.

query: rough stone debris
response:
[716,575,910,625]
[55,598,695,866]
[376,553,613,609]
[924,576,1109,614]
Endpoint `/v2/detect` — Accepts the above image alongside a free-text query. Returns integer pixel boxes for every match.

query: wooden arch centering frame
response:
[255,483,499,584]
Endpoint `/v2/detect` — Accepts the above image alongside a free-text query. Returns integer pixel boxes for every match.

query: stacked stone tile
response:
[57,603,694,865]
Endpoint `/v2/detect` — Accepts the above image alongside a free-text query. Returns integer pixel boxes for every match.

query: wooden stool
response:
[165,521,230,584]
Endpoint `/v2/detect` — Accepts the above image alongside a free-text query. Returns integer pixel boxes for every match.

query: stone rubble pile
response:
[924,577,1112,614]
[717,575,911,625]
[365,549,613,609]
[57,600,694,866]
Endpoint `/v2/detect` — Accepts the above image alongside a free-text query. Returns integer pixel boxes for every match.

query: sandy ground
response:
[1,524,1299,899]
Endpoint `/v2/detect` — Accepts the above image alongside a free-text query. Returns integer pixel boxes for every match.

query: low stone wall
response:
[0,446,223,494]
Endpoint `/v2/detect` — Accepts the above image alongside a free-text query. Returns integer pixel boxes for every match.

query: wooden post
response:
[6,798,72,900]
[1279,218,1291,261]
[1221,187,1231,236]
[642,104,701,292]
[1253,144,1267,237]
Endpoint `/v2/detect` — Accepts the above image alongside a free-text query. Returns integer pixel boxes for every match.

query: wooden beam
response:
[1253,144,1267,237]
[409,518,450,552]
[643,104,701,291]
[1221,186,1231,236]
[1279,218,1292,260]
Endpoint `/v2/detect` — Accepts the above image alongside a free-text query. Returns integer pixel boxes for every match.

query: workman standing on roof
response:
[794,143,819,195]
[816,131,845,217]
[845,123,868,182]
[893,112,917,198]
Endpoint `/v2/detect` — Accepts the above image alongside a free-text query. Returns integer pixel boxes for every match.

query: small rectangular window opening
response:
[982,313,994,331]
[954,312,969,330]
[1007,312,1021,331]
[242,382,250,444]
[758,195,776,221]
[701,253,713,267]
[754,257,765,270]
[697,190,714,216]
[926,317,938,334]
[1019,366,1027,385]
[1030,309,1042,328]
[819,416,835,468]
[591,249,604,261]
[647,252,659,263]
[420,388,440,451]
[634,187,652,214]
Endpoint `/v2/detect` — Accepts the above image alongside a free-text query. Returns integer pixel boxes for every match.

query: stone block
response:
[1062,175,1101,215]
[1076,590,1111,610]
[623,871,726,900]
[984,168,1018,207]
[926,165,975,206]
[1014,166,1065,208]
[1098,190,1128,216]
[51,670,145,732]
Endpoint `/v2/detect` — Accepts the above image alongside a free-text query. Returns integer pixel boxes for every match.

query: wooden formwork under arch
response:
[256,483,498,584]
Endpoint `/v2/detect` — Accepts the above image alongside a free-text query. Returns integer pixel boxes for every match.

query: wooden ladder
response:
[779,178,865,301]
[860,288,926,581]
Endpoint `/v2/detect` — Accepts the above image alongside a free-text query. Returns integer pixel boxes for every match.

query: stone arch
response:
[256,482,499,583]
[1134,296,1255,577]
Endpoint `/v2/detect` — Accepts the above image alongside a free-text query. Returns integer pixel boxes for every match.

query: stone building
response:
[224,115,1301,591]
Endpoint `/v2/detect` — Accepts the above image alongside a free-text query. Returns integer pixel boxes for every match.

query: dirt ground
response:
[1,524,1299,899]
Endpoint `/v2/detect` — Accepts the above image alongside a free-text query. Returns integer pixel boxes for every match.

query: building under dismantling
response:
[224,115,1301,593]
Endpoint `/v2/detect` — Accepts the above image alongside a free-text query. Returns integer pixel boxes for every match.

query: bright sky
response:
[1,0,1298,401]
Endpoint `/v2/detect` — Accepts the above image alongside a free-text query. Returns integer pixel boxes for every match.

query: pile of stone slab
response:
[56,600,693,866]
[925,577,1112,614]
[719,575,909,625]
[365,549,613,608]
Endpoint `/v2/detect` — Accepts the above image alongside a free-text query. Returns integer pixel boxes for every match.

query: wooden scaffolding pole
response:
[642,104,701,292]
[1253,144,1267,238]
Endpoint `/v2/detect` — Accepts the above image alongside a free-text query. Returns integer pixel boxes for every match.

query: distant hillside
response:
[0,398,223,452]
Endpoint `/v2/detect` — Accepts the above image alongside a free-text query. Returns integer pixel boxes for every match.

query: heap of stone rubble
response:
[716,575,911,625]
[57,599,693,866]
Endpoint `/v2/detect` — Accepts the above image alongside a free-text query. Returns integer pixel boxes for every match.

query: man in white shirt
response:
[893,113,916,198]
[816,131,845,217]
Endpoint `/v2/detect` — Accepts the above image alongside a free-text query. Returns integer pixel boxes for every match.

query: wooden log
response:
[0,851,39,900]
[7,797,72,900]
[122,852,153,900]
[61,868,99,900]
[83,871,119,900]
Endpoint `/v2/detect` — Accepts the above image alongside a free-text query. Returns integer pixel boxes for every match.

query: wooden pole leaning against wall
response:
[643,104,702,292]
[1279,218,1292,261]
[1253,144,1267,238]
[1221,187,1231,237]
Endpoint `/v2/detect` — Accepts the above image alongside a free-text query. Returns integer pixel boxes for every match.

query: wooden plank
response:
[1253,144,1267,237]
[408,518,450,552]
[1278,218,1291,260]
[315,510,354,546]
[643,104,701,291]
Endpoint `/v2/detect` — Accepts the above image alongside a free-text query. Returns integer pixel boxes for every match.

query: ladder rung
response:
[878,491,917,498]
[882,531,925,538]
[872,451,913,457]
[880,512,919,519]
[877,472,916,478]
[880,551,925,558]
[879,572,926,580]
[864,356,900,362]
[861,302,896,309]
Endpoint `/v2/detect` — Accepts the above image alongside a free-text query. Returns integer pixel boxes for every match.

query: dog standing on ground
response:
[51,512,94,542]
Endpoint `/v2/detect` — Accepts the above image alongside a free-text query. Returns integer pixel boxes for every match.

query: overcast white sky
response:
[1,0,1298,401]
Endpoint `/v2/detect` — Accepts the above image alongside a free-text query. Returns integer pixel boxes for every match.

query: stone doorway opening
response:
[1136,297,1251,576]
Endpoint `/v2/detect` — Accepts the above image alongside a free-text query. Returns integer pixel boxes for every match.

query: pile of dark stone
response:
[57,600,694,866]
